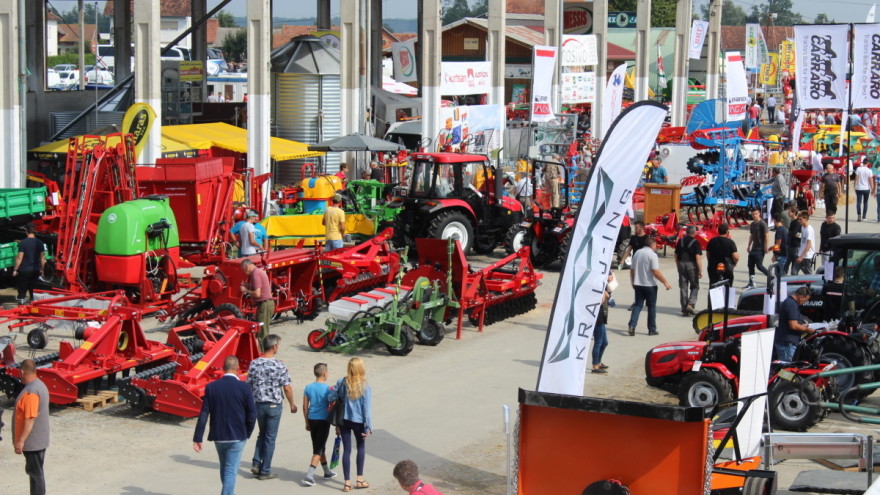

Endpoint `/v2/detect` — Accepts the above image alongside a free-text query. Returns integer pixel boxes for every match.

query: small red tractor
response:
[393,152,525,254]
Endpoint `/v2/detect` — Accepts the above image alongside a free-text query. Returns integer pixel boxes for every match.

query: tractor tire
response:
[505,225,527,254]
[175,300,213,326]
[386,327,415,356]
[307,330,330,351]
[416,320,444,346]
[742,476,772,495]
[472,237,499,255]
[27,329,47,350]
[768,376,823,431]
[427,211,474,254]
[529,234,560,269]
[558,230,572,264]
[211,303,244,320]
[818,336,873,395]
[678,369,734,410]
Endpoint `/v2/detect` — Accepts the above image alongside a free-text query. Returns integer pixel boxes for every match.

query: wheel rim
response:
[775,389,809,421]
[822,352,855,391]
[687,380,720,408]
[307,330,327,350]
[511,230,526,252]
[441,221,469,249]
[422,322,439,341]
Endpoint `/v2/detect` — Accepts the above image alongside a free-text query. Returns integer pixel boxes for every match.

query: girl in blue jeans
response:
[592,273,616,373]
[331,357,372,492]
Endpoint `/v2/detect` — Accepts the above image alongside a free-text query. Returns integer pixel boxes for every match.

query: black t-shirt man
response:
[674,235,702,263]
[819,221,841,253]
[629,234,648,253]
[706,235,738,284]
[787,216,802,255]
[749,219,768,253]
[17,237,44,273]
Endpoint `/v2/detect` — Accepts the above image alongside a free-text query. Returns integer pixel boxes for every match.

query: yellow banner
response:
[779,40,795,72]
[179,61,204,82]
[121,103,157,161]
[759,52,778,86]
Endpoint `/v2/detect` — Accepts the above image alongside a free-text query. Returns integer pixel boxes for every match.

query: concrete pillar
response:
[191,0,207,87]
[544,0,561,114]
[134,0,161,164]
[341,0,360,139]
[488,0,506,108]
[78,0,85,90]
[592,0,609,140]
[0,0,21,187]
[420,0,442,152]
[634,0,652,101]
[370,0,383,89]
[247,0,271,186]
[705,0,723,100]
[317,0,331,30]
[113,0,132,82]
[670,0,692,126]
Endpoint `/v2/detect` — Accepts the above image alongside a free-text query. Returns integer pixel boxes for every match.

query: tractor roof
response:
[410,152,489,163]
[829,233,880,252]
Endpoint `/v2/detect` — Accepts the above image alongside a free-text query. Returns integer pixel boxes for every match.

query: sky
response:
[211,0,418,19]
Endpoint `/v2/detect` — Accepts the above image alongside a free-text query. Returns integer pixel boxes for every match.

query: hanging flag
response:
[121,102,157,161]
[391,39,418,83]
[778,40,796,72]
[536,101,668,396]
[758,53,779,86]
[868,3,877,23]
[689,20,709,60]
[657,44,667,90]
[791,108,805,152]
[852,23,880,109]
[745,24,762,69]
[757,26,770,65]
[794,24,849,110]
[530,45,558,123]
[601,63,628,136]
[725,52,749,121]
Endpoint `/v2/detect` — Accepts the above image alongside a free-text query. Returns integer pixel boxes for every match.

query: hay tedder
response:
[307,238,542,355]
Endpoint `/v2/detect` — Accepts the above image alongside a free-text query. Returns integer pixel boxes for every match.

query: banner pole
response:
[845,23,854,234]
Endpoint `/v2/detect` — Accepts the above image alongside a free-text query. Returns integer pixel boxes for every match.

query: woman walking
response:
[591,272,617,373]
[331,357,372,492]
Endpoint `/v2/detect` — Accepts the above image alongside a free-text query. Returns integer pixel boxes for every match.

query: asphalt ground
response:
[1,198,879,494]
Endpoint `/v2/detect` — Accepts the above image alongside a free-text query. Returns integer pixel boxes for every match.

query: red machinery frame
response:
[320,228,401,301]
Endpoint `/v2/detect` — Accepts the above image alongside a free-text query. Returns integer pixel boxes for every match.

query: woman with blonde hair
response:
[330,357,372,491]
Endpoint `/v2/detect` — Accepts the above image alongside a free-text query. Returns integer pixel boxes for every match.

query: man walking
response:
[621,220,648,270]
[13,360,50,495]
[514,172,533,212]
[627,237,672,336]
[772,215,788,273]
[821,163,843,210]
[247,334,298,480]
[193,356,257,495]
[13,224,45,305]
[775,287,815,361]
[706,223,740,285]
[785,206,802,275]
[766,94,777,124]
[819,209,841,265]
[240,259,274,347]
[322,194,346,252]
[762,168,788,222]
[674,225,702,316]
[854,159,874,221]
[793,211,816,274]
[745,207,770,289]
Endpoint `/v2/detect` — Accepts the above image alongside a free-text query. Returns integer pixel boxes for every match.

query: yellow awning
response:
[163,122,324,161]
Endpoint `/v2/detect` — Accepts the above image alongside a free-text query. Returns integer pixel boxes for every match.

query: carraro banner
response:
[561,35,598,67]
[689,20,709,60]
[794,24,849,110]
[391,39,417,83]
[536,101,668,396]
[601,63,627,136]
[852,23,880,109]
[531,46,558,122]
[725,52,748,121]
[440,61,491,95]
[561,71,596,104]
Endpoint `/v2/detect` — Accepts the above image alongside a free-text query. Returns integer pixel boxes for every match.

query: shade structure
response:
[163,122,324,161]
[308,133,405,152]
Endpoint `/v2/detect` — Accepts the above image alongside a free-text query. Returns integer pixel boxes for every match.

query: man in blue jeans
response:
[193,356,257,495]
[628,237,672,336]
[774,286,816,361]
[247,334,298,480]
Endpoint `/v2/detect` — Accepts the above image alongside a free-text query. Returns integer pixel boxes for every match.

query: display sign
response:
[530,46,558,122]
[563,3,593,34]
[561,35,598,67]
[178,61,204,81]
[608,11,637,28]
[505,64,532,79]
[391,39,418,83]
[689,20,709,59]
[794,24,849,109]
[601,63,627,136]
[464,38,480,50]
[758,52,779,86]
[561,71,596,104]
[440,61,491,95]
[725,52,748,121]
[852,23,880,108]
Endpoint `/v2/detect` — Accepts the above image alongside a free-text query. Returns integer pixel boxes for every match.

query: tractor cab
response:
[395,152,523,254]
[830,234,880,325]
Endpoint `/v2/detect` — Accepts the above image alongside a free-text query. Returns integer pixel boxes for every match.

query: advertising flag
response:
[121,102,157,161]
[868,3,877,23]
[440,61,492,95]
[391,39,417,83]
[852,23,880,109]
[531,46,558,123]
[745,24,761,68]
[536,101,668,396]
[794,24,849,110]
[725,52,749,121]
[601,63,627,136]
[758,52,779,86]
[657,44,667,89]
[689,20,709,60]
[778,40,795,72]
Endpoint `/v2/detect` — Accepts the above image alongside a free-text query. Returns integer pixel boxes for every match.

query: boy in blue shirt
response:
[302,363,335,486]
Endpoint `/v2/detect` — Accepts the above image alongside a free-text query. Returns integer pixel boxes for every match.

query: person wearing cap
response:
[775,286,816,361]
[239,211,262,257]
[13,224,45,305]
[322,194,346,252]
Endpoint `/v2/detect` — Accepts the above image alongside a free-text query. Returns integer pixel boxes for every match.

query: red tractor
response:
[393,152,524,254]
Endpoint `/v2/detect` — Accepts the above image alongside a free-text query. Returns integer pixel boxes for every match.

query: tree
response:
[745,0,804,26]
[57,3,112,33]
[699,0,748,26]
[813,13,835,24]
[215,10,238,28]
[442,0,472,25]
[609,0,677,28]
[222,29,247,63]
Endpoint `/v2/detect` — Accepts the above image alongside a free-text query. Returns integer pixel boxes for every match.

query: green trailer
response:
[0,187,47,223]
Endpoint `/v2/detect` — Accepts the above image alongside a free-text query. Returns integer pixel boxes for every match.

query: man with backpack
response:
[674,225,702,316]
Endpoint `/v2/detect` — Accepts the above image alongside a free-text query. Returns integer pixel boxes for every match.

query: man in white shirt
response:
[627,237,672,336]
[854,159,874,221]
[811,151,824,174]
[794,211,815,274]
[239,211,262,257]
[207,92,219,103]
[514,173,533,211]
[766,95,777,124]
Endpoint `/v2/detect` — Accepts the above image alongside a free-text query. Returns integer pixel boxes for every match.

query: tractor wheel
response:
[530,234,559,268]
[211,303,244,320]
[558,230,572,264]
[505,225,527,254]
[678,369,734,410]
[768,376,822,431]
[427,211,474,254]
[386,327,415,356]
[307,330,329,351]
[27,329,47,350]
[416,320,444,346]
[472,236,499,254]
[175,300,213,326]
[742,476,772,495]
[818,336,873,395]
[121,383,149,414]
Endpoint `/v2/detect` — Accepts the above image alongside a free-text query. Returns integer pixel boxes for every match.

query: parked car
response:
[52,63,77,72]
[84,67,114,86]
[49,70,79,90]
